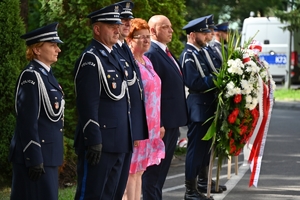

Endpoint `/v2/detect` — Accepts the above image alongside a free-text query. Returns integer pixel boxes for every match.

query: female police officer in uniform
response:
[9,22,64,200]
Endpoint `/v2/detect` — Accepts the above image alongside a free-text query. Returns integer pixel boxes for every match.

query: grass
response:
[0,186,76,200]
[274,88,300,101]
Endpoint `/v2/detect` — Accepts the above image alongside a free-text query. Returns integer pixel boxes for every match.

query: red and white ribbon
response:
[248,77,274,187]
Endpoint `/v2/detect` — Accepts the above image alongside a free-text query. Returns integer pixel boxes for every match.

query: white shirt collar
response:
[187,42,201,51]
[34,59,51,72]
[151,40,168,52]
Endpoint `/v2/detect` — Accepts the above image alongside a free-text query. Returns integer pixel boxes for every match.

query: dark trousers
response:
[185,121,212,180]
[114,152,132,200]
[142,127,179,200]
[10,163,58,200]
[75,151,128,200]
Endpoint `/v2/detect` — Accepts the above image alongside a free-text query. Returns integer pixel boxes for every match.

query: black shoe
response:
[197,179,223,193]
[185,179,214,200]
[211,180,227,191]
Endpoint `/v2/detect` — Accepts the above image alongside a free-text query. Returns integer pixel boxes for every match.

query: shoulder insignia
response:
[187,49,193,52]
[81,61,96,68]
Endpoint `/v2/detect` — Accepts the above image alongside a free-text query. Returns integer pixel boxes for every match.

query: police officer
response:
[9,22,65,200]
[197,14,227,194]
[179,17,217,200]
[113,1,148,199]
[74,3,133,199]
[213,22,229,53]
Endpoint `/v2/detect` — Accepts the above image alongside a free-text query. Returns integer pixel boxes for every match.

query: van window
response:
[266,24,289,44]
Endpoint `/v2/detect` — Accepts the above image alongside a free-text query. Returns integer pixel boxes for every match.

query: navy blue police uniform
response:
[205,14,223,67]
[179,17,219,200]
[9,23,64,200]
[197,15,228,194]
[74,4,133,200]
[113,1,149,199]
[142,40,188,200]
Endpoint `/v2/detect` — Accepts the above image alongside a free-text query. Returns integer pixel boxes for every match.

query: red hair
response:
[126,18,150,43]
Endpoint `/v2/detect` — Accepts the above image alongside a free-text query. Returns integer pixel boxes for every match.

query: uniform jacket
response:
[179,44,219,123]
[113,43,148,141]
[9,60,64,167]
[145,42,187,129]
[74,39,132,153]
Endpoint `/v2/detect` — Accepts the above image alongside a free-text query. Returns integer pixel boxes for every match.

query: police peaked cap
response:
[117,0,134,19]
[20,22,63,46]
[205,14,217,29]
[182,17,211,34]
[215,22,229,32]
[87,3,123,24]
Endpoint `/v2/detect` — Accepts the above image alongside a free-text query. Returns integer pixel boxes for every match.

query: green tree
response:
[274,0,300,88]
[185,0,287,29]
[0,0,26,186]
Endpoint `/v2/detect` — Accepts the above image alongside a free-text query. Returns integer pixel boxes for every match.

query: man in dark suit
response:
[74,3,133,199]
[113,1,148,199]
[142,15,188,200]
[179,17,219,200]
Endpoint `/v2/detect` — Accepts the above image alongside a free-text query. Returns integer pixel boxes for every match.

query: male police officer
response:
[113,1,149,199]
[196,14,227,194]
[179,17,217,200]
[213,22,229,53]
[74,3,133,199]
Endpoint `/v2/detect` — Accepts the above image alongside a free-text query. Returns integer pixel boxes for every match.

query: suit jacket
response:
[9,60,64,167]
[74,39,132,153]
[113,43,148,141]
[179,44,218,123]
[145,42,187,128]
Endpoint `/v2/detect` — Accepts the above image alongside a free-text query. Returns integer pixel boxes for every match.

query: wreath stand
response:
[206,147,239,198]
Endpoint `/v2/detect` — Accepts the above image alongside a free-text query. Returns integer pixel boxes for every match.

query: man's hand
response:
[160,126,165,139]
[28,163,45,181]
[86,144,102,165]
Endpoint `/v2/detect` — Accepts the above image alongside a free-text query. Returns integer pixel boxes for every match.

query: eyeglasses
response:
[133,35,152,40]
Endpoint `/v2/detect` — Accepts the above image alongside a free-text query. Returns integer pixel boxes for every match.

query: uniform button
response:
[103,125,106,128]
[60,129,63,132]
[128,111,130,114]
[84,137,87,140]
[26,158,30,160]
[42,140,45,143]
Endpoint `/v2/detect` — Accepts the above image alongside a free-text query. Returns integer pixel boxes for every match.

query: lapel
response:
[152,42,182,78]
[32,60,62,92]
[92,39,122,72]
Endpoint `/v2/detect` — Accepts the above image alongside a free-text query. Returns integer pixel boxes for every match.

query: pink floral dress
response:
[129,55,165,174]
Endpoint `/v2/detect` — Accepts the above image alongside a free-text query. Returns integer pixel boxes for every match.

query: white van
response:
[241,17,300,83]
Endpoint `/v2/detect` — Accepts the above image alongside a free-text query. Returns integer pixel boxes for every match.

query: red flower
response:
[234,94,242,103]
[228,130,233,137]
[228,108,239,124]
[234,148,242,156]
[239,125,248,135]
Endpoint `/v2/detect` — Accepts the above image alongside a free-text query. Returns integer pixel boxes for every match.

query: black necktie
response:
[111,50,119,61]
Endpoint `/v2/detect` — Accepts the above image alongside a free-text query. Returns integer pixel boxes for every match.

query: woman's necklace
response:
[136,57,145,65]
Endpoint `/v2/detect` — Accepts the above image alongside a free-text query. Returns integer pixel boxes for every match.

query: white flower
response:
[245,95,252,103]
[227,59,244,75]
